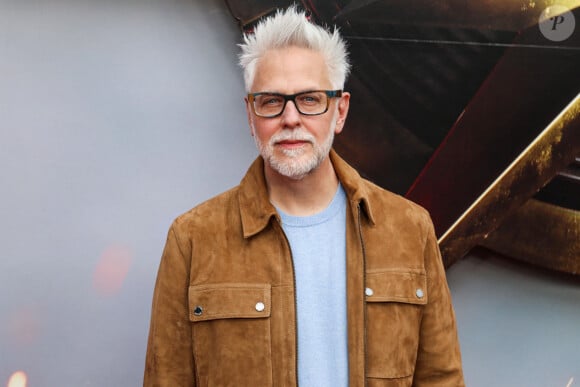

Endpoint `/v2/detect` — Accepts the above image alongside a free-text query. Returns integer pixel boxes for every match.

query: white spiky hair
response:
[238,5,351,92]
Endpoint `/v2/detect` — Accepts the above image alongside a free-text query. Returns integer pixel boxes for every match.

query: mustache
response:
[269,129,315,145]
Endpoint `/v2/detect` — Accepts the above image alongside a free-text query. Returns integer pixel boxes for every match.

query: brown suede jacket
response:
[144,150,464,387]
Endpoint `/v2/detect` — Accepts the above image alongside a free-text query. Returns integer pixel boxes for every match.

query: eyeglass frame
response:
[247,90,343,118]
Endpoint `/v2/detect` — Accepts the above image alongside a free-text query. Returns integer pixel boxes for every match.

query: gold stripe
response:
[439,93,580,265]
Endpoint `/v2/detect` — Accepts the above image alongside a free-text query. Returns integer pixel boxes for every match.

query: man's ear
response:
[334,91,350,135]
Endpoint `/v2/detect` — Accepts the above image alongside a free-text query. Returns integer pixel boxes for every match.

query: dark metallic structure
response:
[226,0,580,273]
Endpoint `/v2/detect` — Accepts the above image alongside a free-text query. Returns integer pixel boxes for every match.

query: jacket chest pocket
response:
[364,270,427,385]
[189,283,273,387]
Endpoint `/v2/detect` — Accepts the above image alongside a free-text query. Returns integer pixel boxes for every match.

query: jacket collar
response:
[239,149,376,239]
[329,149,376,226]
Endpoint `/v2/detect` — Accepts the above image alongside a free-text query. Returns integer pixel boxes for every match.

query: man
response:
[144,6,464,387]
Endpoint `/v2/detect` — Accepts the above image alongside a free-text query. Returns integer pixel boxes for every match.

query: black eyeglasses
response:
[247,90,342,118]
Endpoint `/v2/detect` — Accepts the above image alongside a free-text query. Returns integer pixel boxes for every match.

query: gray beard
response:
[253,120,336,180]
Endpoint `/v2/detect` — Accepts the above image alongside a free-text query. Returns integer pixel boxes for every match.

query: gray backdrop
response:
[1,1,578,386]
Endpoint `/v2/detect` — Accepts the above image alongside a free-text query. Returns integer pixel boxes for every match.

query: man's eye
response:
[260,96,283,106]
[298,94,322,104]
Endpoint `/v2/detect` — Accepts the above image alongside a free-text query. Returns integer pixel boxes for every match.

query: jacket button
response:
[193,306,203,316]
[255,302,265,312]
[365,287,374,297]
[416,288,424,299]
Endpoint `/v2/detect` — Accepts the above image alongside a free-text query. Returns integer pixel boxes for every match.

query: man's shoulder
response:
[362,178,428,214]
[332,150,430,224]
[172,185,241,229]
[360,177,432,229]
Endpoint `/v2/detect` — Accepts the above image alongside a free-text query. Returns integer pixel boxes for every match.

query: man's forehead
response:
[251,47,331,93]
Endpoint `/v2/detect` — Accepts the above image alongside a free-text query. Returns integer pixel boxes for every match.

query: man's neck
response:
[265,157,339,217]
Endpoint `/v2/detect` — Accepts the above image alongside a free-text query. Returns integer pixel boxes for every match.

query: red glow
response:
[93,245,133,296]
[7,306,40,345]
[7,371,27,387]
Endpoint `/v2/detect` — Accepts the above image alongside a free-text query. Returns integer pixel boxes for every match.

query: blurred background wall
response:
[0,0,255,385]
[0,1,578,386]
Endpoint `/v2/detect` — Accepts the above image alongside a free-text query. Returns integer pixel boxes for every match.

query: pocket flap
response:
[188,283,271,322]
[365,270,427,305]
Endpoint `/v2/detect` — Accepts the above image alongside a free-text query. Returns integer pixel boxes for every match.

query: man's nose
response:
[281,100,301,126]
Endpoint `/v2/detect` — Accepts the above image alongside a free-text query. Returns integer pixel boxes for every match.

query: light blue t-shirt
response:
[277,184,348,387]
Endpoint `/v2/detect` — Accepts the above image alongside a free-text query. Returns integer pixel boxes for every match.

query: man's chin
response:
[268,157,320,180]
[277,145,309,158]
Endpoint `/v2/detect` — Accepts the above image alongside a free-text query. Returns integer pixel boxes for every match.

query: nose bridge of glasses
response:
[283,94,300,113]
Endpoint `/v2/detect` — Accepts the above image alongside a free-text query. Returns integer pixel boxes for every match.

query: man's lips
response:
[275,139,310,147]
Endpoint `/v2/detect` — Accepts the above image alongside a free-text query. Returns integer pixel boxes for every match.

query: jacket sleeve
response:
[144,223,195,387]
[413,218,465,387]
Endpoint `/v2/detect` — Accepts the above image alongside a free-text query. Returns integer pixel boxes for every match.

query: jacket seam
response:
[356,202,369,387]
[169,224,196,384]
